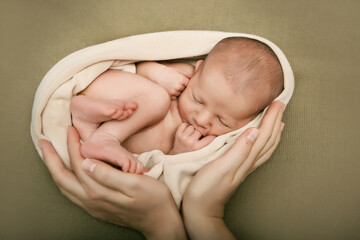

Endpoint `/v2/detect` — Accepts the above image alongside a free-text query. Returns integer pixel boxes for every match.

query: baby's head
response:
[178,37,284,136]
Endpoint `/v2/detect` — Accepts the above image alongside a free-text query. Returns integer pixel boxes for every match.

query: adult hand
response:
[182,101,285,240]
[38,126,186,240]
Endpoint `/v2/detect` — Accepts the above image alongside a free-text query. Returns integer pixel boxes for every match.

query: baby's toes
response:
[126,108,134,117]
[110,108,125,119]
[117,111,129,120]
[120,160,130,173]
[127,158,138,173]
[135,161,147,174]
[125,101,138,111]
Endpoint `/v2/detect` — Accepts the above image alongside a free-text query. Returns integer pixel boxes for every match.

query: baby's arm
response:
[136,61,194,99]
[169,123,216,155]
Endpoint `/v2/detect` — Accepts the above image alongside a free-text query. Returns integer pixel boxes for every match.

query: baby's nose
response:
[194,110,211,129]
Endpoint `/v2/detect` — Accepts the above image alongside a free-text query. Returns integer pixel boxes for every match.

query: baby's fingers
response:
[176,123,188,135]
[190,129,202,140]
[176,66,194,79]
[183,125,195,136]
[196,135,216,149]
[180,75,190,87]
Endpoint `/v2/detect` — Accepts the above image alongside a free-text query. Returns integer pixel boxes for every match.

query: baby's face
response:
[178,60,258,137]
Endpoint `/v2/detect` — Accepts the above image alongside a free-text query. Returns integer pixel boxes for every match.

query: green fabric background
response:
[1,0,359,239]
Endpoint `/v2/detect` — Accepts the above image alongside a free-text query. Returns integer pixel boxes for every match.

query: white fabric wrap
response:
[31,30,294,208]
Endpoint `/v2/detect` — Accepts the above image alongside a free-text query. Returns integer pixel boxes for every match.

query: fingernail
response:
[247,129,260,143]
[281,123,285,132]
[82,158,96,173]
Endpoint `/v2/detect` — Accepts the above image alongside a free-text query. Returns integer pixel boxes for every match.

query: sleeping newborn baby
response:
[70,37,284,174]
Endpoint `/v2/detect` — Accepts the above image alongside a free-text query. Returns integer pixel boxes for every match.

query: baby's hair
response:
[208,37,284,113]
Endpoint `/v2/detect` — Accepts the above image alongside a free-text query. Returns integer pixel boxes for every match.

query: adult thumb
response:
[217,128,259,170]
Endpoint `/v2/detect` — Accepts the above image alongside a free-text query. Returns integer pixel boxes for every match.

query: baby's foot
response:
[80,132,147,174]
[114,101,138,121]
[71,95,138,124]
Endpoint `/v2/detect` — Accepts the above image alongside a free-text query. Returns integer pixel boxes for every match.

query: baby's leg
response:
[71,95,138,140]
[75,70,171,174]
[80,125,146,174]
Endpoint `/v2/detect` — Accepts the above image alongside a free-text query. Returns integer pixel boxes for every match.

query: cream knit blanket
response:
[31,30,294,208]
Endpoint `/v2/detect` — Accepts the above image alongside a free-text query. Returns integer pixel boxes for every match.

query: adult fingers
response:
[82,158,149,198]
[38,139,87,201]
[228,128,261,184]
[59,187,87,209]
[254,122,283,169]
[258,102,284,137]
[257,104,284,159]
[67,126,117,199]
[39,136,128,223]
[245,102,284,162]
[229,102,283,184]
[67,126,91,181]
[213,128,259,174]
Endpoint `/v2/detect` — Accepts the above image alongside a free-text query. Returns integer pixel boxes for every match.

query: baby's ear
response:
[195,60,204,72]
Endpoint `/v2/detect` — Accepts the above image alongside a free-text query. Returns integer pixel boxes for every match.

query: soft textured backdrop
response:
[1,0,359,239]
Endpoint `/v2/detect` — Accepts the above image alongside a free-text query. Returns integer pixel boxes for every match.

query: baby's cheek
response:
[211,127,229,136]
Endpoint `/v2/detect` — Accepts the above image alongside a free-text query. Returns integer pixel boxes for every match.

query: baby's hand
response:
[158,65,191,99]
[170,123,216,154]
[137,61,194,99]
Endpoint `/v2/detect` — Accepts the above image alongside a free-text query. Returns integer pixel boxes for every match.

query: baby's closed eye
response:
[218,117,230,128]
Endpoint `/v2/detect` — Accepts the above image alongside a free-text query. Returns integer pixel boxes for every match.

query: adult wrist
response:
[182,210,234,240]
[144,211,186,240]
[182,194,234,240]
[144,194,187,240]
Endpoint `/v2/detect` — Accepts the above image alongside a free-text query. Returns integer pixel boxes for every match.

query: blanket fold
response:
[31,30,294,208]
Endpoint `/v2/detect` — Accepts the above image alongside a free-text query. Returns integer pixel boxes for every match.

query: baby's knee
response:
[148,84,171,114]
